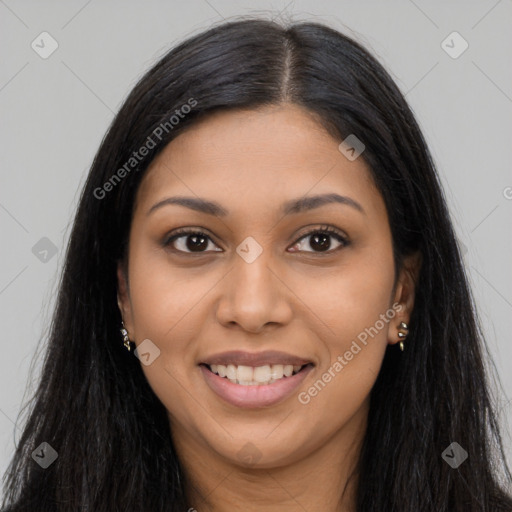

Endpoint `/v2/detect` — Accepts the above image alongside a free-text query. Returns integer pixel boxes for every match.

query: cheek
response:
[298,276,394,432]
[128,245,206,340]
[313,241,396,347]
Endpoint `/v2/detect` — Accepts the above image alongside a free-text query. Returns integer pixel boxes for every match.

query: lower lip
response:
[199,364,314,409]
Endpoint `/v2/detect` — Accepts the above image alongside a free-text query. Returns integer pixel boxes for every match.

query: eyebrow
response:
[146,192,365,217]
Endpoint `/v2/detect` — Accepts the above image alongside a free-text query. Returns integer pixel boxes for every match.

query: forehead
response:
[135,104,381,218]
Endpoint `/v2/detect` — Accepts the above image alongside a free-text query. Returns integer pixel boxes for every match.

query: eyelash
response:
[162,225,349,256]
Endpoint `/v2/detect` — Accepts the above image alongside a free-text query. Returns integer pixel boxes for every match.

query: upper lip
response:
[200,350,313,367]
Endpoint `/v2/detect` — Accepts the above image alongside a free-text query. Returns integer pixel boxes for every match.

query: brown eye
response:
[164,230,222,253]
[289,226,348,254]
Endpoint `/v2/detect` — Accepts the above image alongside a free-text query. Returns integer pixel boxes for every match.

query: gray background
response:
[1,0,511,479]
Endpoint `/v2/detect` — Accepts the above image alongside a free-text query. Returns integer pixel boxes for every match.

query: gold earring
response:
[397,321,409,351]
[120,321,134,351]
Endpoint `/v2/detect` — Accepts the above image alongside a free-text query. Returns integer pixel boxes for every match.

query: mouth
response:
[198,362,314,409]
[199,362,312,386]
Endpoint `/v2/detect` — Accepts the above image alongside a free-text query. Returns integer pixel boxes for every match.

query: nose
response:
[215,249,293,334]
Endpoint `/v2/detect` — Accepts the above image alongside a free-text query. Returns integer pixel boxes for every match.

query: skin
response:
[117,103,421,511]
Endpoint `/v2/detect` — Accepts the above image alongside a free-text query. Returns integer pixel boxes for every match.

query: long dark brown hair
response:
[2,17,511,511]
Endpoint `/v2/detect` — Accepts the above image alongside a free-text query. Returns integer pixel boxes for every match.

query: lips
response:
[198,350,315,407]
[200,362,314,408]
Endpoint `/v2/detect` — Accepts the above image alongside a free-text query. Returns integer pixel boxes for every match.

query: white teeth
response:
[236,365,253,382]
[253,365,271,383]
[207,363,305,385]
[226,364,237,380]
[270,364,284,380]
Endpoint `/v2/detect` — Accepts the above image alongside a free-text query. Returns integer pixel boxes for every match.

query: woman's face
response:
[118,104,419,470]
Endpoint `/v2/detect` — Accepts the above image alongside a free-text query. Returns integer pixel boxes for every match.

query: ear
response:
[117,260,134,336]
[388,251,422,346]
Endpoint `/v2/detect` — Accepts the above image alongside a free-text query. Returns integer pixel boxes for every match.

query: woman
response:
[2,17,511,511]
